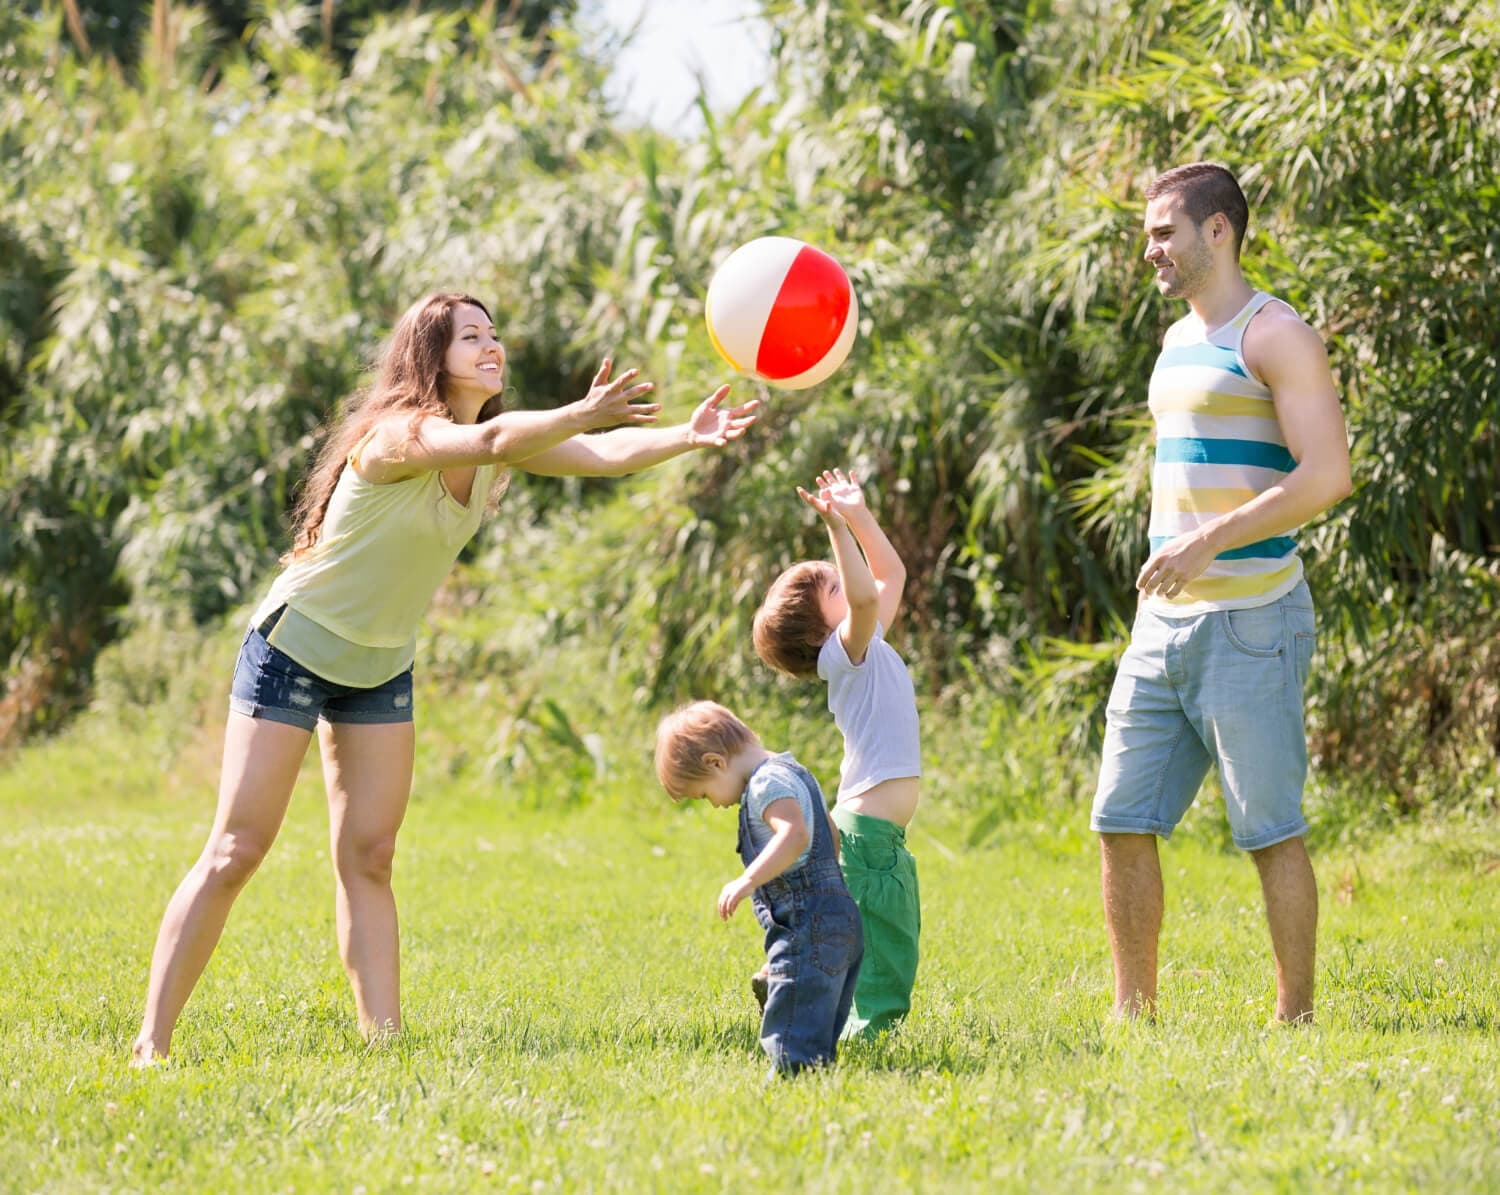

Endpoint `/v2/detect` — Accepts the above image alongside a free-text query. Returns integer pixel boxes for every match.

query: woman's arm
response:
[355,360,660,483]
[515,386,758,477]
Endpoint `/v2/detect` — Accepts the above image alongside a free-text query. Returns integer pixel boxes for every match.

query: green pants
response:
[834,805,920,1038]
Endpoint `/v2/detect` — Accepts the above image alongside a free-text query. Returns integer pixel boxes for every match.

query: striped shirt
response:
[1145,290,1303,614]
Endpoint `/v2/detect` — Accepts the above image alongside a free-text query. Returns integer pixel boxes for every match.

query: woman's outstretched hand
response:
[687,386,760,447]
[579,358,662,429]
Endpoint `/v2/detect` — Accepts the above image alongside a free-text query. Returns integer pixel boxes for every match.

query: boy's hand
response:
[717,876,754,921]
[797,484,846,526]
[815,468,867,521]
[687,386,761,447]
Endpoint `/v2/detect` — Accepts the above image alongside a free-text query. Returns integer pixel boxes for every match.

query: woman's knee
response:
[336,834,398,885]
[199,830,272,891]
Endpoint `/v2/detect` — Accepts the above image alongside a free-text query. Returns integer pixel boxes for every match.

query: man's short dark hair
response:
[1145,163,1249,257]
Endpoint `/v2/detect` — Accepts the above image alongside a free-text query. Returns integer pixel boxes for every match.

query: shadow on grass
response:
[140,998,1125,1078]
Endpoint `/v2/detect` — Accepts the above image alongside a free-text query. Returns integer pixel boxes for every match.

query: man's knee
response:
[1100,831,1161,861]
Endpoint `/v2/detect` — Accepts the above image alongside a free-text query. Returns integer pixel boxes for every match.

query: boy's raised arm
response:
[819,469,907,634]
[798,483,879,664]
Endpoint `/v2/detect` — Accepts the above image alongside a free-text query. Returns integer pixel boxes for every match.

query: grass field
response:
[2,636,1498,1193]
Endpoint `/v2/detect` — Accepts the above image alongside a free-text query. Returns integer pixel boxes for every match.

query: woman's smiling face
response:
[442,302,506,405]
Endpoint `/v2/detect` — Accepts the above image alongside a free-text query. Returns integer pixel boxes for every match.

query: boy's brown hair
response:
[654,701,759,799]
[752,560,837,679]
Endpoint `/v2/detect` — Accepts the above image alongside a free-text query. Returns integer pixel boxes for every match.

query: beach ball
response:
[705,237,858,390]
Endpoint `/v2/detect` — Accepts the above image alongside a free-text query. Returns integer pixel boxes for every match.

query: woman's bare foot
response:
[129,1039,166,1068]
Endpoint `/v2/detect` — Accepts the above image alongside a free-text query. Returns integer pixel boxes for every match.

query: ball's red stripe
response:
[755,246,851,380]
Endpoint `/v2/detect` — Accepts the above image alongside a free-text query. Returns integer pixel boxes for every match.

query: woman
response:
[131,292,758,1063]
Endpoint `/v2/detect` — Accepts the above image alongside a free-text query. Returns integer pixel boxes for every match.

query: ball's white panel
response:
[705,237,803,373]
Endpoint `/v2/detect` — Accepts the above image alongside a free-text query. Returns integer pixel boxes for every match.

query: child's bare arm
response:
[818,468,908,634]
[798,484,878,663]
[716,799,811,921]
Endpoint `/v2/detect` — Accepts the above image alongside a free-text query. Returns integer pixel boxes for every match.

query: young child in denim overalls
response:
[656,701,864,1075]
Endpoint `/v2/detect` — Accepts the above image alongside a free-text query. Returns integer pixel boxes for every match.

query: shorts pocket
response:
[1293,631,1315,689]
[1223,605,1284,657]
[1286,604,1316,689]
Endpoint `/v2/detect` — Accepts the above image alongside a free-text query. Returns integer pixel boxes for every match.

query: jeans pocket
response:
[1286,604,1316,689]
[1293,631,1315,689]
[1223,605,1284,657]
[810,908,860,976]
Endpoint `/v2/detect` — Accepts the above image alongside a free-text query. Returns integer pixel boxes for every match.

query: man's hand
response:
[1136,529,1219,598]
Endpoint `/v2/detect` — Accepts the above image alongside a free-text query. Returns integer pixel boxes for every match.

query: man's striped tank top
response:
[1145,290,1303,615]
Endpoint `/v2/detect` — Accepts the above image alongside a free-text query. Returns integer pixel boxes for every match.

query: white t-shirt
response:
[816,621,922,801]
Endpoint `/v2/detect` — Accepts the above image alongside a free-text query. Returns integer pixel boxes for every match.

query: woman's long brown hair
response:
[284,292,505,560]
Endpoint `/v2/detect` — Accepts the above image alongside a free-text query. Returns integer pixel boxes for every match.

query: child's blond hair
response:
[751,560,837,679]
[654,701,759,799]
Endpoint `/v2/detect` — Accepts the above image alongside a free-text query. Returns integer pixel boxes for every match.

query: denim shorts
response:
[228,609,414,733]
[1091,581,1316,851]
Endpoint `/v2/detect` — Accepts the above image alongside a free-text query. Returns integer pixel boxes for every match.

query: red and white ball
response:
[705,237,858,390]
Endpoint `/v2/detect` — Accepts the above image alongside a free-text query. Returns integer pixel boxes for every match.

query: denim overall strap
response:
[737,788,776,926]
[736,791,756,869]
[754,758,843,899]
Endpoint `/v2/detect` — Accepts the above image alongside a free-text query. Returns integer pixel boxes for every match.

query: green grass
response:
[2,629,1498,1192]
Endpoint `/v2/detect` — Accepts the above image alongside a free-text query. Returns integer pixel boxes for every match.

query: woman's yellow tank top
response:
[249,435,498,687]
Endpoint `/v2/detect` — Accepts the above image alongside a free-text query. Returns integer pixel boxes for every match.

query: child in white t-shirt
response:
[752,468,921,1037]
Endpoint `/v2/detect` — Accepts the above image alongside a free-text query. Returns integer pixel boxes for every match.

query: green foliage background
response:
[1,0,1497,804]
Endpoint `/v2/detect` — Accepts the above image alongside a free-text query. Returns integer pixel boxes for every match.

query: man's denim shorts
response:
[228,608,414,733]
[1091,580,1317,851]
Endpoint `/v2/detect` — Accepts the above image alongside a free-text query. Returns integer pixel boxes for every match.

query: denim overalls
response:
[737,756,864,1074]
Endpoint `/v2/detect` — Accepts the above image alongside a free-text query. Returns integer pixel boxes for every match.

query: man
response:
[1091,163,1352,1022]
